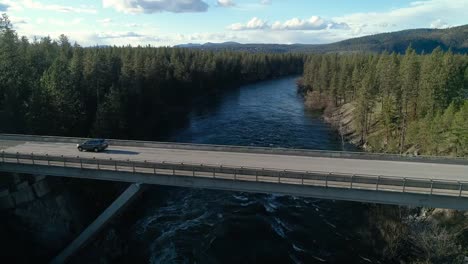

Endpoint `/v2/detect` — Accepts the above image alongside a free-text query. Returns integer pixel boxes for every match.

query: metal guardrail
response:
[1,151,467,198]
[1,133,468,165]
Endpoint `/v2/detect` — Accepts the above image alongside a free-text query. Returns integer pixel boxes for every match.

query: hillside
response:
[176,25,468,54]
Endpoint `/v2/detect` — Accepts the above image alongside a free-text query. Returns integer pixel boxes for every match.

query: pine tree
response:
[451,101,468,156]
[399,47,420,152]
[0,14,28,132]
[93,86,128,138]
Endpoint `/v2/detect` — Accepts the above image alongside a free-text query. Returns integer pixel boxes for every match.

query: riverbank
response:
[302,92,468,263]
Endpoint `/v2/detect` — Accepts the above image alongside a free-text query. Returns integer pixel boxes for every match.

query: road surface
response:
[1,141,467,181]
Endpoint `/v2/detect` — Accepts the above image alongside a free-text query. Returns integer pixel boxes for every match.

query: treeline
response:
[299,47,468,156]
[0,14,304,139]
[182,25,468,54]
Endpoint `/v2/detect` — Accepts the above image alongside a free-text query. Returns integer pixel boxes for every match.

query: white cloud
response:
[102,0,209,14]
[217,0,235,7]
[35,18,83,27]
[8,0,468,47]
[126,23,141,28]
[260,0,271,5]
[333,0,467,37]
[273,16,327,30]
[430,19,449,28]
[228,17,268,30]
[229,16,349,31]
[10,16,28,25]
[97,31,145,39]
[21,0,97,14]
[98,18,112,23]
[97,18,112,27]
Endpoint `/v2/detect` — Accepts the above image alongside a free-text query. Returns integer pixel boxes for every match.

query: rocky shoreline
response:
[304,96,468,263]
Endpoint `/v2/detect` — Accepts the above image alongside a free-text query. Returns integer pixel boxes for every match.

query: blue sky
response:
[1,0,467,46]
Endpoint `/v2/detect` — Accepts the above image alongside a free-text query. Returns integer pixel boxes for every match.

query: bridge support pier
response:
[50,183,143,264]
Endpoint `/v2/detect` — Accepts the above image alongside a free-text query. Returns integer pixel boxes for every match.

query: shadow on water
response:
[104,149,140,155]
[192,89,241,117]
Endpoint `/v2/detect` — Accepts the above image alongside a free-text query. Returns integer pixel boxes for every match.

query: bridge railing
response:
[1,133,468,165]
[1,151,467,198]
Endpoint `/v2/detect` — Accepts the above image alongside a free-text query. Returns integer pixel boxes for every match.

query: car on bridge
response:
[77,139,108,152]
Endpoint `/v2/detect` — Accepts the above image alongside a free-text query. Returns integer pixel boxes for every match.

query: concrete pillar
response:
[51,183,143,264]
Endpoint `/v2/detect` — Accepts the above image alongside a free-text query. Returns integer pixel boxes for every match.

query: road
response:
[1,141,467,181]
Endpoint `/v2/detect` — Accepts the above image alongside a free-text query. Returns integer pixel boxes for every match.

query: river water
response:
[92,76,381,263]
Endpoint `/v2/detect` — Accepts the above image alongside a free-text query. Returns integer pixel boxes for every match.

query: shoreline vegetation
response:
[297,48,468,157]
[297,49,468,263]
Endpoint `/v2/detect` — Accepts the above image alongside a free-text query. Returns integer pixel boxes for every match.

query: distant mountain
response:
[175,43,203,48]
[175,25,468,54]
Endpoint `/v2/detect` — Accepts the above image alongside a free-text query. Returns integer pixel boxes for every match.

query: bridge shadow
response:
[104,149,139,155]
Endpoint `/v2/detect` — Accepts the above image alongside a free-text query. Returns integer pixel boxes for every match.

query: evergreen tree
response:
[451,101,468,156]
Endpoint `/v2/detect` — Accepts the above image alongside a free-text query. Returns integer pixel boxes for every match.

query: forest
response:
[2,12,467,156]
[298,48,468,156]
[0,14,304,139]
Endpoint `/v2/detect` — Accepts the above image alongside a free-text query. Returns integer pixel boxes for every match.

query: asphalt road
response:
[1,141,467,181]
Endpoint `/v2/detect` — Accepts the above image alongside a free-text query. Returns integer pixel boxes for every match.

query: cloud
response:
[9,0,468,47]
[217,0,235,7]
[98,31,145,39]
[21,0,97,14]
[0,2,8,11]
[430,19,449,28]
[35,18,83,27]
[229,16,349,31]
[10,16,28,25]
[274,16,350,31]
[97,18,113,26]
[228,17,268,30]
[98,18,112,23]
[260,0,271,5]
[126,23,141,28]
[333,0,467,37]
[102,0,209,14]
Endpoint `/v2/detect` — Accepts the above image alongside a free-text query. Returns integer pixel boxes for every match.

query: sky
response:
[0,0,467,47]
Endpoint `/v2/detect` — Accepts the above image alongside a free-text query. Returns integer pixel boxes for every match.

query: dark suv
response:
[77,139,108,152]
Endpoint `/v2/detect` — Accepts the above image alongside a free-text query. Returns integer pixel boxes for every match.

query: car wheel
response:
[78,147,83,152]
[94,147,99,152]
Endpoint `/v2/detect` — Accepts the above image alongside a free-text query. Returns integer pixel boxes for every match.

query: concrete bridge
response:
[1,133,467,210]
[2,134,468,262]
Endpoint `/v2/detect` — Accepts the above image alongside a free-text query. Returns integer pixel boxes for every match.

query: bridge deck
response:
[1,141,467,182]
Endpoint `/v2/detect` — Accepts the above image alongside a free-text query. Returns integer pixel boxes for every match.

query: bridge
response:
[2,134,468,262]
[1,133,467,210]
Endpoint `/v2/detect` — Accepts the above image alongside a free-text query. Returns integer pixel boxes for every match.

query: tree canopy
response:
[0,15,304,139]
[300,48,468,156]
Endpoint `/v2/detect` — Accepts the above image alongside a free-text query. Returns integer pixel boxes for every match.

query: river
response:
[82,76,381,263]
